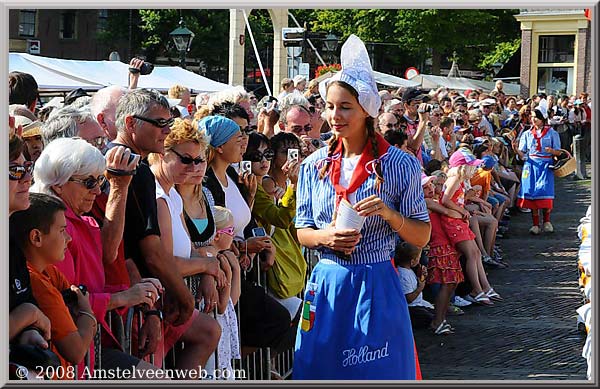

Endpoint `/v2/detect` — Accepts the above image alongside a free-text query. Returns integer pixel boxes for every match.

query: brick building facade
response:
[9,9,118,60]
[516,9,592,97]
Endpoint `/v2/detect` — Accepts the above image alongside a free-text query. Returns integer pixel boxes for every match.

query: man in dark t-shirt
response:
[112,88,219,372]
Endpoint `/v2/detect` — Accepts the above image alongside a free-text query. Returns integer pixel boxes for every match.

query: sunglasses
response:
[383,123,399,129]
[69,175,107,190]
[9,161,34,181]
[217,226,235,236]
[290,124,312,134]
[240,126,255,135]
[169,148,206,165]
[245,149,275,162]
[457,110,467,114]
[308,106,316,114]
[133,115,175,128]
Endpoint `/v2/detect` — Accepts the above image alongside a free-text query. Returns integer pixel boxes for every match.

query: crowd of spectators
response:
[8,58,592,380]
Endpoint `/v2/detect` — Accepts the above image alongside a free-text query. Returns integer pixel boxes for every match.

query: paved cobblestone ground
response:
[414,172,591,380]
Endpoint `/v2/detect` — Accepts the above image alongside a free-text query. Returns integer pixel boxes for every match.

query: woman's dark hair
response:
[9,71,39,107]
[393,241,421,266]
[244,132,271,158]
[10,193,66,251]
[473,144,488,159]
[383,129,408,149]
[270,132,301,154]
[210,101,249,121]
[319,81,384,191]
[9,134,24,162]
[533,108,547,123]
[424,159,442,175]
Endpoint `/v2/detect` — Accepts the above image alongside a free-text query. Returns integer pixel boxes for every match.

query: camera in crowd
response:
[61,285,88,319]
[417,104,435,114]
[129,59,154,75]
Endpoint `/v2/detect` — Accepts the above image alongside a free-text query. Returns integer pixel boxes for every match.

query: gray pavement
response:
[414,171,592,380]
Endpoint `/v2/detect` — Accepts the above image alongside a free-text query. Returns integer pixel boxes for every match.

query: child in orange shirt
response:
[10,193,97,378]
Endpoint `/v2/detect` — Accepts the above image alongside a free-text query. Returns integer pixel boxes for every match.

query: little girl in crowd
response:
[421,173,464,335]
[206,206,241,380]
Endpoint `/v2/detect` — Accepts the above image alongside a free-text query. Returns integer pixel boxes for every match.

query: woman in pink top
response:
[30,138,163,378]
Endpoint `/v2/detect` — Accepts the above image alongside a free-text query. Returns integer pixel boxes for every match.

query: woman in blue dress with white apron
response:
[513,105,562,235]
[293,35,431,380]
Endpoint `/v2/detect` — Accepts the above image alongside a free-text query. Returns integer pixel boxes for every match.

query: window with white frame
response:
[18,10,36,37]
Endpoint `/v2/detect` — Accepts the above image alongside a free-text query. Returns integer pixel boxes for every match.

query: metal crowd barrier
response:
[72,247,322,381]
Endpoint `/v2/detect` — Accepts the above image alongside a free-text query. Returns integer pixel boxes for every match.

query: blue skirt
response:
[517,157,555,209]
[293,258,416,380]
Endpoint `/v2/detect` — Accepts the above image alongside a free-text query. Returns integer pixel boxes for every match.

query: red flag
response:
[585,9,591,21]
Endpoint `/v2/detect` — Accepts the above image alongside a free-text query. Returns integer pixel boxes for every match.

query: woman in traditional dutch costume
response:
[292,35,431,380]
[513,106,562,235]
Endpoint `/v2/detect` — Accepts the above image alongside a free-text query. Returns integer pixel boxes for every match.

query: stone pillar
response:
[228,9,248,87]
[268,9,288,97]
[520,29,532,98]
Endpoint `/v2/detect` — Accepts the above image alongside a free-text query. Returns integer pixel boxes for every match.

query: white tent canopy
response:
[372,70,420,88]
[9,53,103,91]
[409,73,520,95]
[9,52,230,94]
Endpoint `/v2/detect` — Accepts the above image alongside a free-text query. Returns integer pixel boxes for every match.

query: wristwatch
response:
[144,310,163,321]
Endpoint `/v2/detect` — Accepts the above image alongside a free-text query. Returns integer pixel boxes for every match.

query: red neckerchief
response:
[531,125,550,152]
[329,133,390,208]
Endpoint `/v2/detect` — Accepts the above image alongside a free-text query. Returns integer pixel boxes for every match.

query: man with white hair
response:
[90,85,127,141]
[41,105,106,151]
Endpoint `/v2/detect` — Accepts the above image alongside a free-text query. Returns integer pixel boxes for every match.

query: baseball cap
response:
[481,155,496,169]
[421,172,435,187]
[402,87,430,103]
[449,148,483,168]
[63,88,90,105]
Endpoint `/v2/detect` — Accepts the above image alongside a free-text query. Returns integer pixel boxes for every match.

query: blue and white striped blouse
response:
[296,146,430,265]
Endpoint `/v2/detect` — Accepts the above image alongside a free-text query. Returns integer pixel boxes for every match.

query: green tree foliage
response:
[479,38,522,74]
[294,9,520,75]
[97,9,229,81]
[97,9,521,81]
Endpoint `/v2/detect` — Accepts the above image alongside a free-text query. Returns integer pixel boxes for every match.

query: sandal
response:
[442,319,455,332]
[432,321,454,335]
[486,288,503,302]
[466,292,494,306]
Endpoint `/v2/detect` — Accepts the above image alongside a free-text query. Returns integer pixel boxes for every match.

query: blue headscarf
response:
[198,115,240,148]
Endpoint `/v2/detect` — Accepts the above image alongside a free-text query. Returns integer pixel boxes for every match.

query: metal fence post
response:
[573,135,587,179]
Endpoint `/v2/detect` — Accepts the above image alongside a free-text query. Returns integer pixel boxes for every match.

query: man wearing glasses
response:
[41,105,107,152]
[111,88,220,368]
[377,112,399,134]
[280,104,320,157]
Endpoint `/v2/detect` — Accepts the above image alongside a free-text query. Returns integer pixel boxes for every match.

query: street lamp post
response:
[169,17,195,69]
[323,33,339,65]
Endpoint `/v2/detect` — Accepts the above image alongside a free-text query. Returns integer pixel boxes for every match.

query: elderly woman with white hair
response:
[30,137,163,378]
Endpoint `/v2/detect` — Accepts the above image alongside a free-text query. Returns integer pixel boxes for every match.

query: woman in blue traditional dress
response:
[513,106,562,235]
[293,35,431,380]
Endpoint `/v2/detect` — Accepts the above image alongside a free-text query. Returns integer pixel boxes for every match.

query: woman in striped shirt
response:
[293,35,431,380]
